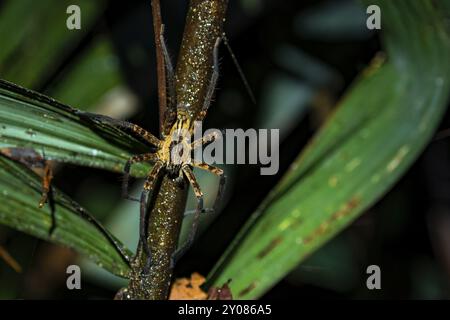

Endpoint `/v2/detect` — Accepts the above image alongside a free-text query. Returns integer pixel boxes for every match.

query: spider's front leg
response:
[197,37,221,122]
[139,160,164,274]
[76,112,161,147]
[122,153,157,202]
[190,130,221,150]
[170,165,204,268]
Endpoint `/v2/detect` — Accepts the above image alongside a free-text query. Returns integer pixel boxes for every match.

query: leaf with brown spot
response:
[257,237,283,259]
[238,282,257,298]
[209,0,450,299]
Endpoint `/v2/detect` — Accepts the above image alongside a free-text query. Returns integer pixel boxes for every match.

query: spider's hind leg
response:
[122,153,157,202]
[170,165,204,268]
[139,161,164,274]
[192,162,226,213]
[77,112,161,147]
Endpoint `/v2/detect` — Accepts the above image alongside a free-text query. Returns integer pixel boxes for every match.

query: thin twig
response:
[0,244,22,273]
[151,0,166,134]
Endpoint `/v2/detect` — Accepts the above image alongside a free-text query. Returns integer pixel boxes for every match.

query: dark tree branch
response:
[176,0,228,119]
[151,0,166,134]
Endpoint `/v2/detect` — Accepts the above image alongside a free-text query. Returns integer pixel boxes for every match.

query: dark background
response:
[1,0,450,299]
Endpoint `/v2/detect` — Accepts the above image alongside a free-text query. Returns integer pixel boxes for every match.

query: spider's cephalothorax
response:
[84,33,226,271]
[159,108,194,177]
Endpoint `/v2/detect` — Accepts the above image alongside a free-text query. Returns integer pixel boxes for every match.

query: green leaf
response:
[209,0,450,299]
[47,37,125,111]
[0,79,151,177]
[0,155,132,277]
[0,0,105,89]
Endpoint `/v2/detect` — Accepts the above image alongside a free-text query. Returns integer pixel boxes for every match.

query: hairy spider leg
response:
[160,25,178,137]
[122,153,157,202]
[197,37,221,123]
[170,165,204,267]
[192,161,226,213]
[174,162,226,260]
[139,160,164,273]
[190,132,226,213]
[222,32,256,105]
[78,112,161,147]
[190,130,221,150]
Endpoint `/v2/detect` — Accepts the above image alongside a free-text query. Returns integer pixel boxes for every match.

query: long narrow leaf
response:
[209,0,450,299]
[0,155,132,277]
[0,79,150,177]
[0,0,105,88]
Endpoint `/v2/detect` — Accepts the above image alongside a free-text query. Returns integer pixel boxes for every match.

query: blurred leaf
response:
[47,37,125,111]
[275,45,341,88]
[209,0,450,299]
[0,0,105,88]
[0,155,132,277]
[286,234,359,292]
[411,257,447,299]
[0,79,150,177]
[294,0,371,41]
[257,73,313,139]
[79,189,141,290]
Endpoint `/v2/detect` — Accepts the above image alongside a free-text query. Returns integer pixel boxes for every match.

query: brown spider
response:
[80,30,226,269]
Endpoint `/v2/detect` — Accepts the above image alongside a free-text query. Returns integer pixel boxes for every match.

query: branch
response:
[176,0,228,119]
[151,0,166,134]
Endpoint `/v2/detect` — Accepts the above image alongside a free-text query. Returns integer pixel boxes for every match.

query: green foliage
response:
[0,156,131,277]
[0,80,150,177]
[0,79,150,277]
[207,0,450,298]
[0,0,105,88]
[0,0,449,301]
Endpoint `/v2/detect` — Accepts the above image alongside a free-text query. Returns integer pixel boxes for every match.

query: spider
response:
[79,29,226,270]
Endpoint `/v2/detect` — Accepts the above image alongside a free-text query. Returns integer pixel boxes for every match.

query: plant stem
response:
[118,176,187,300]
[175,0,228,119]
[151,0,166,133]
[117,0,228,300]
